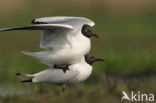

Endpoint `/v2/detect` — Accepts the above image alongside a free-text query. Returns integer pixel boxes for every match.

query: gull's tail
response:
[21,51,48,61]
[16,73,35,83]
[21,51,53,67]
[21,51,36,57]
[21,79,32,83]
[16,73,35,77]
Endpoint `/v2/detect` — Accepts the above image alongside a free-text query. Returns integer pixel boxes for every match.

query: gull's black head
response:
[85,54,104,65]
[82,24,99,38]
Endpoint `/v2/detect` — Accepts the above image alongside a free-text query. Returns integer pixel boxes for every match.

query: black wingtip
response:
[16,73,21,76]
[31,19,48,24]
[21,79,32,83]
[31,19,36,24]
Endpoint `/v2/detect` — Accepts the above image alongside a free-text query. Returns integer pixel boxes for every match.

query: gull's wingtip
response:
[16,73,21,76]
[31,19,36,24]
[21,51,33,56]
[21,79,32,83]
[0,28,10,32]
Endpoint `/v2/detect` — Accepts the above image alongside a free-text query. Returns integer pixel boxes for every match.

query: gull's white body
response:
[25,17,94,66]
[23,29,91,65]
[20,57,92,87]
[0,16,95,66]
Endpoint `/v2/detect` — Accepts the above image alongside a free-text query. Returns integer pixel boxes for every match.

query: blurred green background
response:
[0,0,156,103]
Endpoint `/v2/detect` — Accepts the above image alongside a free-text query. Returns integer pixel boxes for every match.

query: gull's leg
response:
[62,87,65,92]
[54,64,69,73]
[62,84,68,92]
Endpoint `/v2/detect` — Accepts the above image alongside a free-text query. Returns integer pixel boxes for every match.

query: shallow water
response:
[0,83,31,96]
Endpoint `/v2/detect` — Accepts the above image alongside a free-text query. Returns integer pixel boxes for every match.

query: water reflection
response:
[0,83,30,96]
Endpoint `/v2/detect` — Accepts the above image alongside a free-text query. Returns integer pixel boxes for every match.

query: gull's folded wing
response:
[0,24,73,32]
[33,69,80,84]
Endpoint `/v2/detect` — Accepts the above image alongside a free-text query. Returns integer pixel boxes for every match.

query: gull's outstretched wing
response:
[0,24,74,49]
[33,69,80,85]
[0,17,94,49]
[33,17,95,49]
[0,24,73,32]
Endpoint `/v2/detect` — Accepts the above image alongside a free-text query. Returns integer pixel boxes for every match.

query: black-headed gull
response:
[16,55,104,91]
[0,17,99,71]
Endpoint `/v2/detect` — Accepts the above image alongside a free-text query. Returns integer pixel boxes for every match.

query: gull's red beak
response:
[92,33,99,38]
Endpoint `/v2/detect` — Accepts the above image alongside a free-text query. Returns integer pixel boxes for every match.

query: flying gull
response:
[0,16,99,72]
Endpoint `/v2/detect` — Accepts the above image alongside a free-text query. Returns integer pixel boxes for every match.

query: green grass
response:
[0,76,156,103]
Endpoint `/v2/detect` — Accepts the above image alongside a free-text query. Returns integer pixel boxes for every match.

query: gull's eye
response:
[86,29,91,32]
[85,28,89,32]
[90,56,94,59]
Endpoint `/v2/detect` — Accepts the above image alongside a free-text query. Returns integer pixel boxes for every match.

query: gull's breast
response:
[73,64,92,83]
